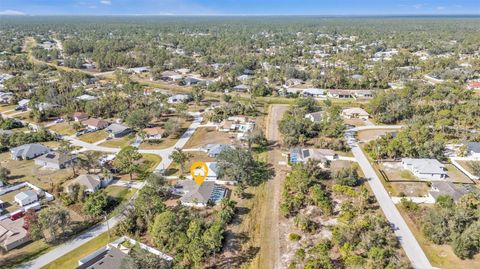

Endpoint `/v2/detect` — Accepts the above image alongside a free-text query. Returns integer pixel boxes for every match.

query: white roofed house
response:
[14,190,38,207]
[401,158,447,181]
[160,71,183,81]
[302,88,327,98]
[342,107,370,120]
[289,148,338,166]
[462,142,480,159]
[352,90,374,99]
[167,94,191,104]
[0,91,13,103]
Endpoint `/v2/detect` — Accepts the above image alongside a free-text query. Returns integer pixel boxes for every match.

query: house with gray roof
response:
[34,152,76,170]
[305,111,324,123]
[77,236,172,269]
[10,143,50,160]
[204,144,233,158]
[401,158,447,180]
[174,180,226,207]
[232,84,250,92]
[463,142,480,158]
[302,88,326,98]
[106,123,132,138]
[289,148,338,165]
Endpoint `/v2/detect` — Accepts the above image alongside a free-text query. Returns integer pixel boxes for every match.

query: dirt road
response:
[256,104,289,269]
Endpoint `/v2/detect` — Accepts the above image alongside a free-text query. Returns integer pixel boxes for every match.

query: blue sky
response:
[1,0,479,16]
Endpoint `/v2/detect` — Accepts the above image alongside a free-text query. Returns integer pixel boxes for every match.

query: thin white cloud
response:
[100,0,112,5]
[0,9,26,15]
[436,6,446,10]
[413,4,426,9]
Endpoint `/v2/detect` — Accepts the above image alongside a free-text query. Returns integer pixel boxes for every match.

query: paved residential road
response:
[350,144,432,269]
[19,114,203,269]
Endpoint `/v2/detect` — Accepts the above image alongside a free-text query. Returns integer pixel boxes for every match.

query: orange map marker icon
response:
[190,162,208,186]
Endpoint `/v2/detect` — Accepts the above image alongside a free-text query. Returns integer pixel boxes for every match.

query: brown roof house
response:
[0,218,30,251]
[82,118,109,130]
[73,112,89,122]
[143,127,165,140]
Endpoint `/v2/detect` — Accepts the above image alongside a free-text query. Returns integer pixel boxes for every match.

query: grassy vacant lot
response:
[48,122,76,136]
[141,153,162,171]
[98,136,132,148]
[445,164,475,183]
[356,128,400,142]
[0,104,17,112]
[41,232,115,269]
[1,239,53,269]
[183,127,234,149]
[78,130,108,144]
[0,152,75,189]
[105,185,135,201]
[456,160,480,175]
[398,206,480,269]
[165,151,214,176]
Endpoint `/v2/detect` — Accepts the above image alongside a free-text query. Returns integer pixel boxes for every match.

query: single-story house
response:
[232,84,250,92]
[352,90,374,99]
[183,77,201,86]
[0,218,30,251]
[327,90,353,99]
[429,182,470,202]
[463,142,480,159]
[167,94,191,104]
[17,99,30,109]
[0,92,13,103]
[174,180,226,207]
[36,102,57,112]
[305,111,324,123]
[204,144,232,158]
[160,71,183,81]
[73,112,89,122]
[76,94,98,101]
[401,158,447,180]
[302,88,327,98]
[342,107,370,120]
[82,118,109,130]
[126,66,149,74]
[10,143,50,160]
[66,174,112,193]
[289,148,338,164]
[237,74,252,81]
[77,237,173,269]
[14,190,38,206]
[143,127,165,140]
[34,152,76,170]
[106,124,132,138]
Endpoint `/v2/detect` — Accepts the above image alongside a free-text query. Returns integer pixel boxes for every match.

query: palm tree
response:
[58,140,77,176]
[169,148,191,176]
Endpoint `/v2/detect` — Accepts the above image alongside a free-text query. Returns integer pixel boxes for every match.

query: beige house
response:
[0,218,30,251]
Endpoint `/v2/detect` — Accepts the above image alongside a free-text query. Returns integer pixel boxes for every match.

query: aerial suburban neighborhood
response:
[0,2,480,269]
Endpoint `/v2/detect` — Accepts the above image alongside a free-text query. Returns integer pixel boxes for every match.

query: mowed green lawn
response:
[41,232,115,269]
